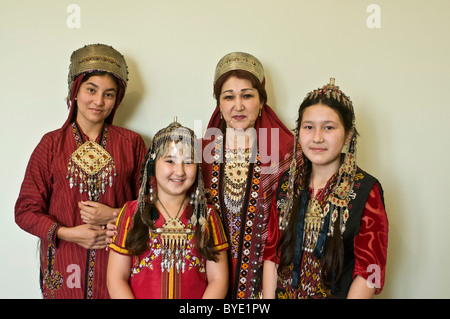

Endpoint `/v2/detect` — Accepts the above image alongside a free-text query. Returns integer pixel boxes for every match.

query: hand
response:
[57,224,108,250]
[105,217,118,245]
[79,201,119,226]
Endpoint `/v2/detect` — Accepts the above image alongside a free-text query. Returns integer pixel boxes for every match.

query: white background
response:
[1,0,449,298]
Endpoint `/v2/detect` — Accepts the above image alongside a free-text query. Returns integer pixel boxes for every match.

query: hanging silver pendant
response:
[155,218,193,274]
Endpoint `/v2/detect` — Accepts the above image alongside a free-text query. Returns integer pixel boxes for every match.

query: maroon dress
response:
[15,123,147,298]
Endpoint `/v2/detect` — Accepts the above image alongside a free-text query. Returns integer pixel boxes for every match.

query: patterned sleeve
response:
[207,205,229,252]
[353,182,389,294]
[109,202,136,255]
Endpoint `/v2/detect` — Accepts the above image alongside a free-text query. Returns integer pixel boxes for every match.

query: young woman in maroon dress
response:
[15,44,147,298]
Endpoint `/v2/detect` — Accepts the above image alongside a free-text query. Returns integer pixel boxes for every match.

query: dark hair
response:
[213,69,267,107]
[70,70,122,124]
[80,70,120,89]
[124,149,220,261]
[277,96,358,290]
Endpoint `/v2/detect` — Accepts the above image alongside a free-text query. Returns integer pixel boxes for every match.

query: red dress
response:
[15,124,147,298]
[110,201,229,299]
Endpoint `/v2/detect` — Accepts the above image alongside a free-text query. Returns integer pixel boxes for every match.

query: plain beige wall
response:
[1,0,449,299]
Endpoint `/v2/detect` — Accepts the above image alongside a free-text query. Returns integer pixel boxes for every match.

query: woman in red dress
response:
[15,44,147,298]
[201,52,302,298]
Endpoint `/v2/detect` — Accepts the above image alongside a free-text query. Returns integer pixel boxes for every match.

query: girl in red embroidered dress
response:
[107,120,229,299]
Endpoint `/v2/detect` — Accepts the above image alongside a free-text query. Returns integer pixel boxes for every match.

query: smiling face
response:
[154,142,197,200]
[75,74,117,128]
[219,76,263,130]
[299,103,349,171]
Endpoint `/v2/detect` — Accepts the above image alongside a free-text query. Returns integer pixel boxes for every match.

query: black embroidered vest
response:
[331,167,384,298]
[276,167,384,298]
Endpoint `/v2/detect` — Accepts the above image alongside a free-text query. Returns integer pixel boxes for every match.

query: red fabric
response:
[15,124,147,298]
[266,182,389,295]
[201,104,301,298]
[263,194,281,263]
[353,182,389,293]
[110,201,229,299]
[205,105,294,169]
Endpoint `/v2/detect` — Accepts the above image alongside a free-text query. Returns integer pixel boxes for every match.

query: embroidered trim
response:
[84,249,96,299]
[236,154,261,299]
[209,135,262,298]
[42,223,63,299]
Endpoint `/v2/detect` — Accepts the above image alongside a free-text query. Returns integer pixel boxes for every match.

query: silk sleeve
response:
[352,182,389,294]
[263,195,282,263]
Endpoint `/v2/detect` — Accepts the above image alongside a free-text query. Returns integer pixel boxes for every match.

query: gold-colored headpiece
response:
[68,43,129,93]
[214,52,264,84]
[304,78,353,110]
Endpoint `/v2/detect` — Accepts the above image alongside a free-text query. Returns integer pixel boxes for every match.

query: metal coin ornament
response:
[156,217,193,273]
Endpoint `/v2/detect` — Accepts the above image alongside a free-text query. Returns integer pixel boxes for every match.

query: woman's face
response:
[76,74,117,127]
[299,103,349,171]
[219,76,263,130]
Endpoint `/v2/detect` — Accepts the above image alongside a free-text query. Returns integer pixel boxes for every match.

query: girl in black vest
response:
[263,78,388,299]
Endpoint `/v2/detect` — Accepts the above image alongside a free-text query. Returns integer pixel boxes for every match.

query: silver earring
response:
[149,186,155,203]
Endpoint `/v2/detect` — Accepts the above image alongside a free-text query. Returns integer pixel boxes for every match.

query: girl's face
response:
[299,103,349,170]
[219,76,263,130]
[154,143,197,199]
[76,74,117,127]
